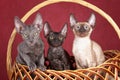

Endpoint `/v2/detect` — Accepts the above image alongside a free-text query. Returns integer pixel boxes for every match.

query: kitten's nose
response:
[30,40,33,43]
[54,39,59,43]
[79,27,86,32]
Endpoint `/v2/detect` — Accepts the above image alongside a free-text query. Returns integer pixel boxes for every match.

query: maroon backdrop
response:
[0,0,120,79]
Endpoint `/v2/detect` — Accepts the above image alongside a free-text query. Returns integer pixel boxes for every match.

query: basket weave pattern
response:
[11,50,120,80]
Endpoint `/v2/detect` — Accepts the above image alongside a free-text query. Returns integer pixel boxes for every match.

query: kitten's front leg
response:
[38,53,46,71]
[75,59,85,69]
[76,62,82,69]
[61,53,71,70]
[87,51,97,67]
[36,42,46,71]
[51,59,63,70]
[87,58,97,68]
[19,52,37,71]
[16,53,26,65]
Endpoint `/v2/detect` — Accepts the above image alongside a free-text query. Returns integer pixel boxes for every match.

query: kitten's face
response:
[47,32,65,47]
[44,22,67,47]
[20,25,40,46]
[70,14,96,37]
[14,13,43,47]
[72,22,91,37]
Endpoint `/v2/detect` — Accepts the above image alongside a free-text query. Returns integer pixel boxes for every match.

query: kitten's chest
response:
[22,42,42,55]
[73,37,92,55]
[32,44,42,55]
[48,47,63,58]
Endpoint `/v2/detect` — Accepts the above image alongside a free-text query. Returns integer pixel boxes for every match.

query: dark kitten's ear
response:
[70,14,77,28]
[33,13,43,31]
[14,16,25,34]
[61,24,67,37]
[87,13,96,28]
[44,22,51,37]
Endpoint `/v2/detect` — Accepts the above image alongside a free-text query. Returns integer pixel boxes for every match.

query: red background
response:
[0,0,120,79]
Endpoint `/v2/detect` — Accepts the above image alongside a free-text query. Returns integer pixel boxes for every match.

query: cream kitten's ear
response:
[44,22,51,37]
[14,16,25,34]
[88,13,96,28]
[70,14,77,28]
[61,24,67,37]
[33,13,43,31]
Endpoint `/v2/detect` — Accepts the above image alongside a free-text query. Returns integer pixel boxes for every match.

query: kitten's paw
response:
[38,65,46,71]
[64,66,71,70]
[28,62,37,71]
[89,62,97,67]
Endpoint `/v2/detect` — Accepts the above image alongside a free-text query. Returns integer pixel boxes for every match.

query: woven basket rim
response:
[6,0,120,79]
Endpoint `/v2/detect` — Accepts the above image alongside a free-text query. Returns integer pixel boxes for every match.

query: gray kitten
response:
[14,13,46,71]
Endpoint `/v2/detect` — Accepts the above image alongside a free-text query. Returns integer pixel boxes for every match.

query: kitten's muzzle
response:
[30,40,33,43]
[79,27,86,33]
[52,40,62,47]
[27,40,35,47]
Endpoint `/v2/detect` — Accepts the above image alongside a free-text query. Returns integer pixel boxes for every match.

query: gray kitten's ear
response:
[14,16,25,34]
[33,13,43,31]
[61,23,67,36]
[70,14,77,28]
[44,22,51,37]
[87,13,96,28]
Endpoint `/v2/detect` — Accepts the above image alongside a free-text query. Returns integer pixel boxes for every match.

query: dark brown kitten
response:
[44,22,72,70]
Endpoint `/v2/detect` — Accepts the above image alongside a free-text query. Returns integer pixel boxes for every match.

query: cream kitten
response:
[70,13,105,69]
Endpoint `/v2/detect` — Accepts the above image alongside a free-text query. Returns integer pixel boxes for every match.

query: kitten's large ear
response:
[14,16,25,34]
[87,13,96,28]
[61,24,67,37]
[44,22,51,37]
[33,13,43,31]
[70,14,77,28]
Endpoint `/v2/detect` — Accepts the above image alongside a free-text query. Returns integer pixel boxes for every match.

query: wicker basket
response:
[6,0,120,80]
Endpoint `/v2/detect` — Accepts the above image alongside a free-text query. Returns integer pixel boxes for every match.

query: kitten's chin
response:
[30,44,35,47]
[79,34,88,37]
[28,44,34,47]
[52,44,61,47]
[76,33,89,37]
[27,42,35,47]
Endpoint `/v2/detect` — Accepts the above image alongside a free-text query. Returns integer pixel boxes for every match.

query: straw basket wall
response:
[6,0,120,80]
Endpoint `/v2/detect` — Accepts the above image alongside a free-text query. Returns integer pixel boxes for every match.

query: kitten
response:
[44,22,72,70]
[70,13,105,69]
[14,13,46,71]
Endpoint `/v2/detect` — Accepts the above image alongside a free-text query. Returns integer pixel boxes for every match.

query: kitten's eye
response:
[59,36,63,40]
[84,26,89,30]
[23,33,28,38]
[76,26,80,29]
[50,36,54,40]
[34,32,38,36]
